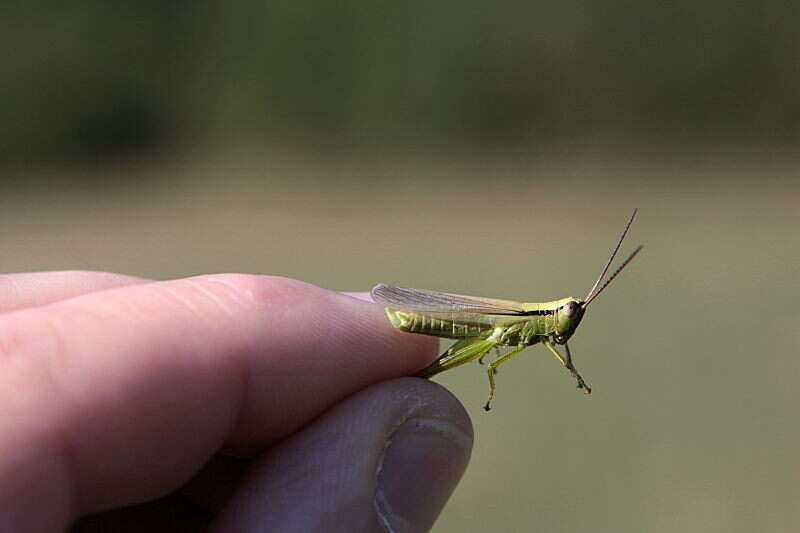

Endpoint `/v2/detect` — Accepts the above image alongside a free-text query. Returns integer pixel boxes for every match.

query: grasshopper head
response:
[554,298,585,344]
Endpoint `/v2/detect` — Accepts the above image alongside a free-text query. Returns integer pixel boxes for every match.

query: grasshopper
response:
[372,209,642,410]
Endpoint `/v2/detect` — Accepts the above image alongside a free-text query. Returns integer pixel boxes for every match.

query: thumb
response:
[212,378,473,533]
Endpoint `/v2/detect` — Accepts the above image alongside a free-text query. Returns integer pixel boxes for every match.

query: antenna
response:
[583,245,643,307]
[584,208,638,303]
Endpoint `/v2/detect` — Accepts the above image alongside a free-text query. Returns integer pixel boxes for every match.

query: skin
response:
[0,271,473,532]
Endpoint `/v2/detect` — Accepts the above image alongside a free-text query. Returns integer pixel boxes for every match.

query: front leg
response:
[543,341,592,393]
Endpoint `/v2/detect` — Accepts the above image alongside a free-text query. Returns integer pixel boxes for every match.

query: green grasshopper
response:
[372,209,642,410]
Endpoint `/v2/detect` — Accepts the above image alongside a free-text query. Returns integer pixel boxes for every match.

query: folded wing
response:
[371,283,527,315]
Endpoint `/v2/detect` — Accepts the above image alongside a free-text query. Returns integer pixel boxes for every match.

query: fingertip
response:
[373,379,473,532]
[212,378,472,532]
[342,291,373,302]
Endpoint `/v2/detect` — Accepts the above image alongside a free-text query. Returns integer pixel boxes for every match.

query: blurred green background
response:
[2,2,799,532]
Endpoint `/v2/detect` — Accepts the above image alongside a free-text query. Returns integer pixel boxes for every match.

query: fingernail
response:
[375,416,473,532]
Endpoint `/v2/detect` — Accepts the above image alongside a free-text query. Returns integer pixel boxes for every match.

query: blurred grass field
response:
[1,150,797,532]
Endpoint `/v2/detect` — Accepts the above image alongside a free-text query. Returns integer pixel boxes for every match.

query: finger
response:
[0,275,437,529]
[343,291,373,302]
[212,378,473,533]
[0,271,148,312]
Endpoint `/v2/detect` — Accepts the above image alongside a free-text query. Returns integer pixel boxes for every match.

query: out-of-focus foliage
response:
[2,0,799,166]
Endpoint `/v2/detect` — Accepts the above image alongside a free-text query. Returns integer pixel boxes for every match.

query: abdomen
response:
[385,309,496,339]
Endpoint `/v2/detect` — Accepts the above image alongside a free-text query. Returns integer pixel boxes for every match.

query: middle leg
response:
[483,345,528,411]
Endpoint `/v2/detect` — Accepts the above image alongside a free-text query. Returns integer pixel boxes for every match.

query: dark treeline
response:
[2,1,798,164]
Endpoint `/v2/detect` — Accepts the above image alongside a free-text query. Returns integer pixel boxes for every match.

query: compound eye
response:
[563,301,578,318]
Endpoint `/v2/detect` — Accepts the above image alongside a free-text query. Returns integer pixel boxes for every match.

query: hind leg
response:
[415,338,496,379]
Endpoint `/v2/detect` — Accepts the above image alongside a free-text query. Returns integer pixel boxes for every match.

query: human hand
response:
[0,272,473,532]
